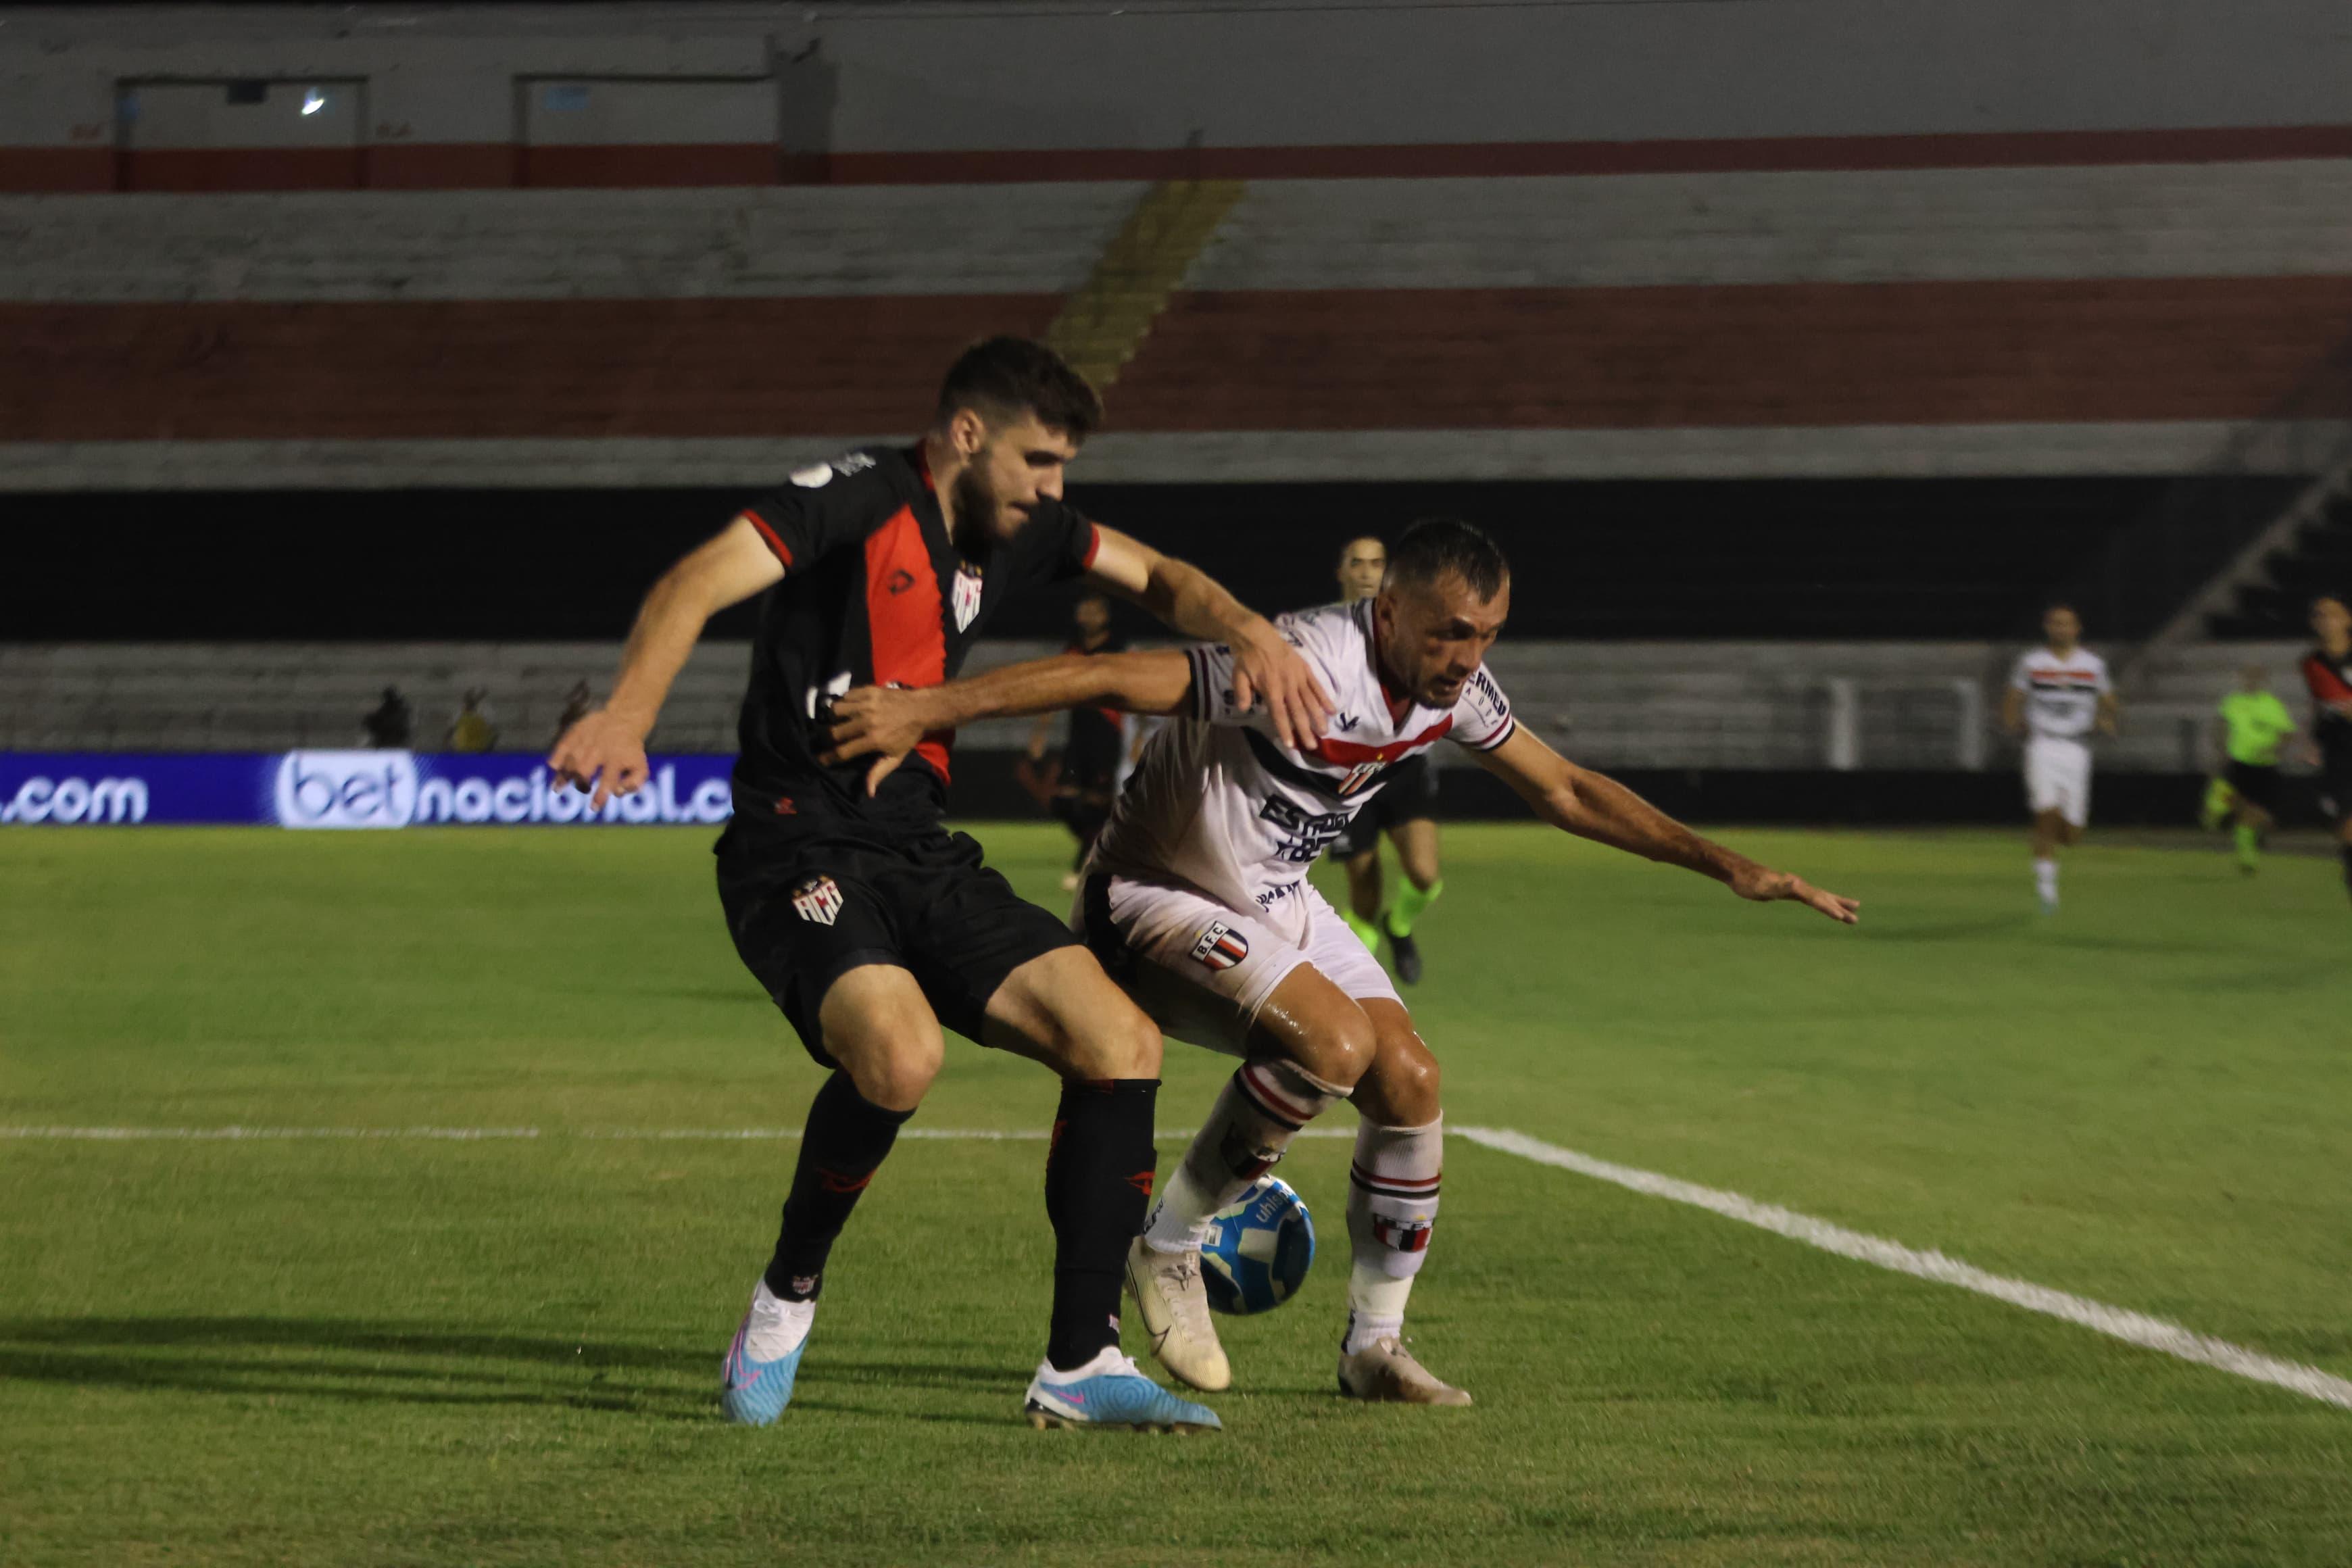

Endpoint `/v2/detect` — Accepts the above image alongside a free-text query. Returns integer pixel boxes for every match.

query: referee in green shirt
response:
[2210,665,2297,873]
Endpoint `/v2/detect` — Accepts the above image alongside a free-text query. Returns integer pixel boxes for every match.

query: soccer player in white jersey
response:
[2000,604,2120,913]
[823,519,1858,1404]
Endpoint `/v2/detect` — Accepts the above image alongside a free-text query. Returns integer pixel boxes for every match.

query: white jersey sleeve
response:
[2008,652,2034,692]
[1448,664,1516,752]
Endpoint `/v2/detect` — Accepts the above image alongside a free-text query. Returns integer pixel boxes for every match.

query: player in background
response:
[2206,666,2296,874]
[2000,604,2120,913]
[549,337,1331,1434]
[2299,594,2352,902]
[823,518,1857,1405]
[1324,536,1446,983]
[1027,593,1128,891]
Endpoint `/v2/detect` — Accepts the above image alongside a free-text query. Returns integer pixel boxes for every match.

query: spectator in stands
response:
[554,681,595,750]
[362,686,413,750]
[447,689,499,753]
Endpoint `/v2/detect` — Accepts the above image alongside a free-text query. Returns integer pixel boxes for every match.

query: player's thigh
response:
[981,944,1162,1081]
[1387,816,1442,887]
[1081,875,1369,1084]
[717,849,912,1069]
[883,831,1089,1044]
[1352,998,1442,1127]
[815,964,948,1112]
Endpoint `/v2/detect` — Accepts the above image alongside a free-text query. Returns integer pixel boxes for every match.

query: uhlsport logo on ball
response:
[1200,1175,1315,1315]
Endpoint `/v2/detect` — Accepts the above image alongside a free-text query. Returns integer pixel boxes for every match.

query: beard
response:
[950,464,1020,562]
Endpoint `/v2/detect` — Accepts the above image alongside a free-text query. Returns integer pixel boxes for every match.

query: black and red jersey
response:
[2303,643,2352,762]
[733,445,1100,824]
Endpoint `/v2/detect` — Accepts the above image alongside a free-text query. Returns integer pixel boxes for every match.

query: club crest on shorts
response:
[790,875,844,927]
[1190,918,1250,971]
[952,564,984,632]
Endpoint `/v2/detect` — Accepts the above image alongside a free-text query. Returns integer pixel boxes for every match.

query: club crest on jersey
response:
[1336,759,1387,796]
[790,875,844,927]
[951,564,984,632]
[1190,919,1250,971]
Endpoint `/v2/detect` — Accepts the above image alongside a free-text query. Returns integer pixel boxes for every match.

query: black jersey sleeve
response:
[1019,499,1103,587]
[736,451,896,570]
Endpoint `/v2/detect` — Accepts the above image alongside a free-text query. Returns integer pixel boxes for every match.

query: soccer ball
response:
[1200,1175,1315,1315]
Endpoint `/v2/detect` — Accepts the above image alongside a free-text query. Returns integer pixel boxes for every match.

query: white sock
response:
[1344,1117,1442,1352]
[743,1279,816,1361]
[2034,857,2059,900]
[1145,1060,1349,1254]
[1034,1344,1127,1382]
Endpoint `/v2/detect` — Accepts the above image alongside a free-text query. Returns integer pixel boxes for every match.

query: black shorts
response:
[715,815,1079,1066]
[1326,754,1439,860]
[2224,760,2282,814]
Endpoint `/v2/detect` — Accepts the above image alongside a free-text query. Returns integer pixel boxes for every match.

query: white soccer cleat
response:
[1123,1236,1232,1392]
[1337,1336,1472,1406]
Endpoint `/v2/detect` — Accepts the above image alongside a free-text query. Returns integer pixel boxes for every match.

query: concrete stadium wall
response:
[6,0,2352,187]
[7,158,2351,488]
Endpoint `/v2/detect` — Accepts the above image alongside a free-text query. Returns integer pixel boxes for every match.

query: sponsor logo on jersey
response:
[1333,712,1361,731]
[952,564,984,632]
[1253,879,1302,911]
[1259,795,1355,863]
[791,875,845,926]
[1190,918,1250,971]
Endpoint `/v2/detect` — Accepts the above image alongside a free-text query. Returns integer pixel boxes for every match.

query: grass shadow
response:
[0,1316,712,1420]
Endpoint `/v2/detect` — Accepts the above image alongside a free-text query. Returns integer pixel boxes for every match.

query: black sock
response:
[763,1072,913,1302]
[1042,1077,1159,1371]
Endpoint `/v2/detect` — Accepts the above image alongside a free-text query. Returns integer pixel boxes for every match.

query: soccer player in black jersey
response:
[549,338,1329,1431]
[2300,594,2352,902]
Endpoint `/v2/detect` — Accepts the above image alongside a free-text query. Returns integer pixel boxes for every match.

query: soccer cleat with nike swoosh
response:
[1123,1235,1232,1391]
[720,1281,814,1427]
[1023,1346,1223,1432]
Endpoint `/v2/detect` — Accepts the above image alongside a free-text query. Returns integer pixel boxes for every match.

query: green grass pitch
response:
[3,822,2348,1566]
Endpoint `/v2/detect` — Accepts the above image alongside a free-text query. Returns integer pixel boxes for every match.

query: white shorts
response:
[2024,737,2092,827]
[1071,873,1400,1057]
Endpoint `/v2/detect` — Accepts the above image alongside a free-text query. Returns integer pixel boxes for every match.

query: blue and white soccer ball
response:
[1200,1175,1315,1315]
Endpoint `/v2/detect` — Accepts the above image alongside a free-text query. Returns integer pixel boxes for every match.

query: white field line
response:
[9,1121,2341,1411]
[1454,1125,2352,1413]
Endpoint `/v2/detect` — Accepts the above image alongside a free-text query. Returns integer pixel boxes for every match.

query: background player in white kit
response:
[2000,604,2120,913]
[825,519,1859,1405]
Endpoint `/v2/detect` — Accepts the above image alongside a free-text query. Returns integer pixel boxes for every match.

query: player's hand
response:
[823,684,939,796]
[548,708,650,810]
[1727,862,1861,925]
[1229,617,1332,751]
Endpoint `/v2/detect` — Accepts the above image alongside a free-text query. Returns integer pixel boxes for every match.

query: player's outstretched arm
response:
[1472,726,1860,925]
[825,649,1195,794]
[1083,525,1331,749]
[549,516,784,808]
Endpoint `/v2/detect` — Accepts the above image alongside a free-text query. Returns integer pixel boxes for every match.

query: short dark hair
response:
[937,337,1102,441]
[1336,535,1386,567]
[1388,517,1509,601]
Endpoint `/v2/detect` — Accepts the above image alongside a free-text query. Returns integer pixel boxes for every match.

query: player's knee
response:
[1064,1006,1162,1081]
[1377,1033,1442,1122]
[1308,1007,1378,1092]
[847,1034,942,1110]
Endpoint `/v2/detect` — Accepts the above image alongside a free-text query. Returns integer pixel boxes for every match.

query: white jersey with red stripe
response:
[1089,599,1516,946]
[2008,646,2111,741]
